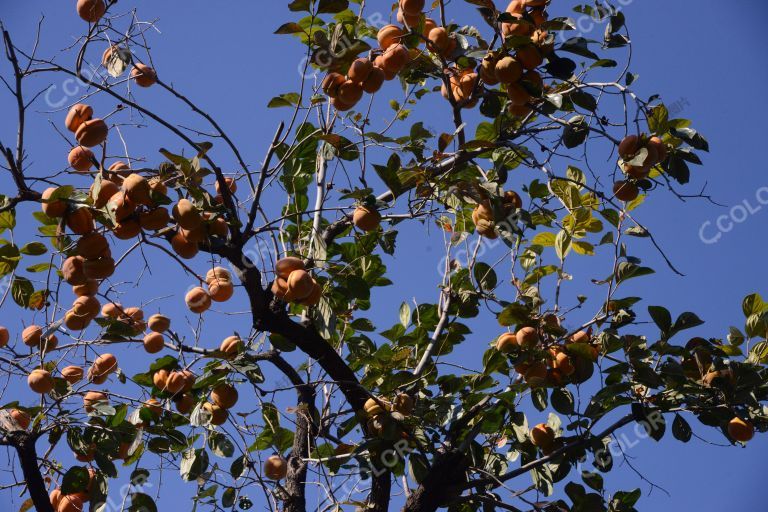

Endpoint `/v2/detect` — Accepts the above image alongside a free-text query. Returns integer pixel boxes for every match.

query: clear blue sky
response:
[1,0,767,510]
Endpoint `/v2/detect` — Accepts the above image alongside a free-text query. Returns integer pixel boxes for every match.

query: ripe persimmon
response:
[68,146,94,173]
[73,279,99,296]
[107,190,136,220]
[131,63,157,87]
[0,326,8,348]
[530,423,555,449]
[174,392,195,414]
[75,118,108,147]
[727,416,754,442]
[613,180,639,202]
[378,25,404,50]
[286,269,315,301]
[139,207,170,231]
[62,255,87,285]
[185,287,211,313]
[62,365,85,384]
[83,391,108,412]
[276,257,305,279]
[202,402,228,425]
[400,0,425,15]
[28,369,54,394]
[65,103,93,132]
[352,206,381,232]
[348,58,374,83]
[208,280,234,302]
[41,187,67,217]
[298,281,322,306]
[618,135,641,160]
[165,371,186,394]
[380,44,409,74]
[322,72,346,98]
[77,0,106,22]
[143,332,165,354]
[75,231,109,259]
[82,256,116,279]
[90,178,120,208]
[148,314,170,333]
[516,45,543,70]
[264,455,288,480]
[211,383,238,409]
[123,173,152,206]
[171,231,199,259]
[172,198,202,230]
[516,326,539,347]
[220,335,242,358]
[496,332,518,353]
[494,56,522,84]
[66,207,94,235]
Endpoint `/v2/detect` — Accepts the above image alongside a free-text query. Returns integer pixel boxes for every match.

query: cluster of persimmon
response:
[613,133,669,202]
[21,324,58,354]
[271,257,322,306]
[496,315,599,388]
[471,0,552,115]
[472,190,522,239]
[184,267,235,314]
[150,367,199,418]
[48,466,99,512]
[170,198,229,260]
[321,0,433,110]
[363,393,415,437]
[678,337,756,443]
[65,103,107,174]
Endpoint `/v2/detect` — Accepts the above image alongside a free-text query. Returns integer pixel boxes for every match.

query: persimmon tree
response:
[1,1,767,511]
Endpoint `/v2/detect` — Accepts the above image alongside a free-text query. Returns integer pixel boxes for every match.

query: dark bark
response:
[401,450,470,512]
[2,432,54,512]
[367,472,392,512]
[282,382,315,512]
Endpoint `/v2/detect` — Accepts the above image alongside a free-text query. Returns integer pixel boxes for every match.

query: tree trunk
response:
[7,432,54,512]
[283,383,316,512]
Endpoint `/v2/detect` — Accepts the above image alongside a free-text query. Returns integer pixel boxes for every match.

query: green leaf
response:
[209,432,235,458]
[742,293,768,317]
[61,466,90,494]
[532,232,556,247]
[267,93,301,108]
[20,242,47,256]
[672,414,692,442]
[473,262,497,291]
[648,306,672,334]
[555,230,571,261]
[274,22,305,35]
[668,312,704,338]
[581,470,603,491]
[0,210,16,230]
[317,0,349,13]
[11,276,34,308]
[551,388,574,414]
[615,262,654,284]
[128,493,158,512]
[180,448,209,481]
[373,154,405,198]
